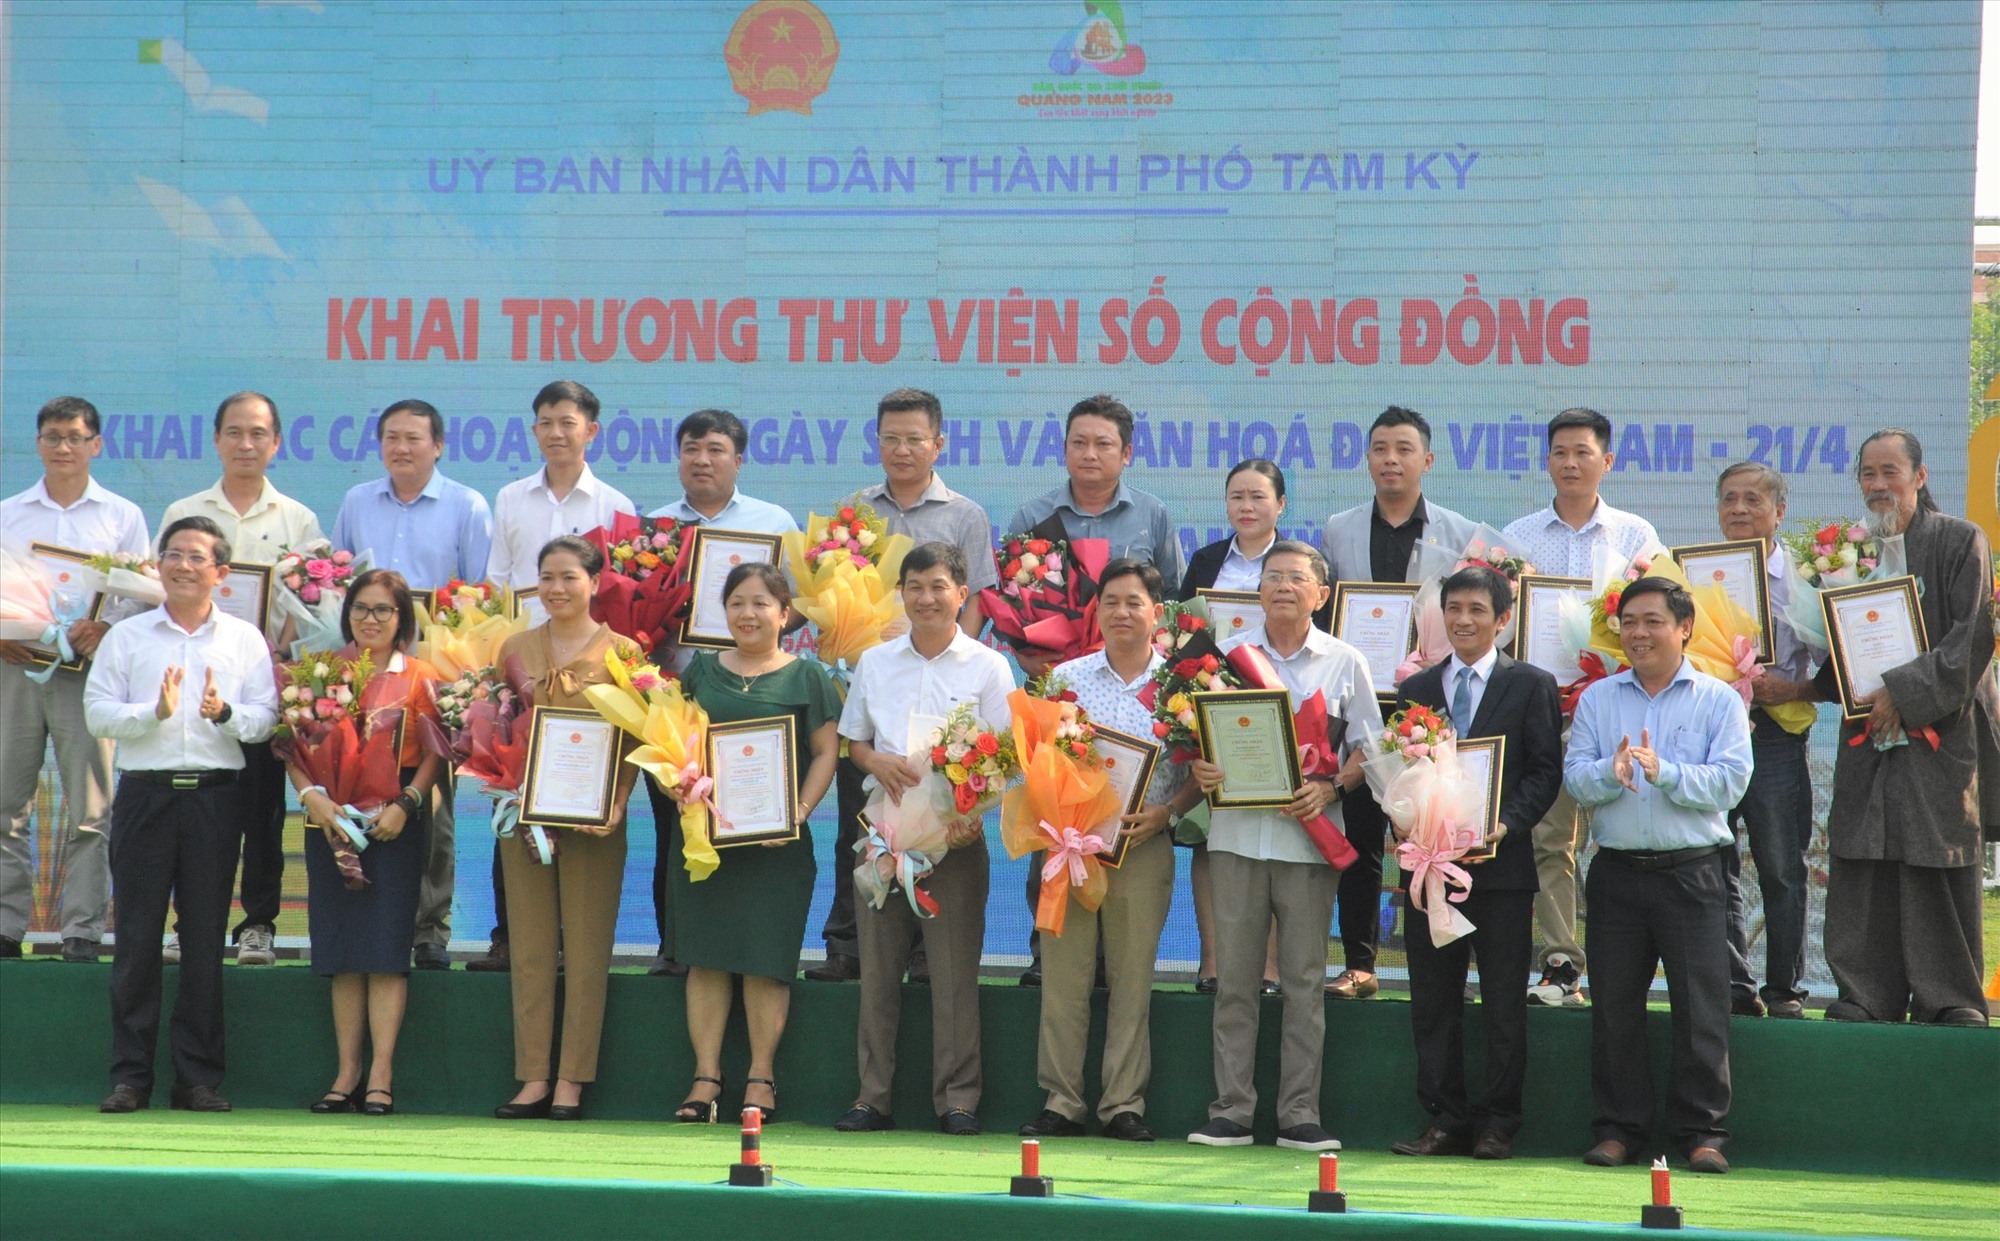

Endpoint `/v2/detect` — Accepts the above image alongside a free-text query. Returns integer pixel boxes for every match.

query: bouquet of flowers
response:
[273,648,405,890]
[1218,642,1359,870]
[82,550,165,605]
[783,502,914,675]
[1393,540,1471,684]
[606,516,688,583]
[1775,517,1905,653]
[1552,544,1663,712]
[419,653,542,862]
[1000,688,1124,936]
[1364,702,1455,800]
[0,546,103,683]
[977,514,1110,663]
[581,649,722,879]
[271,540,364,655]
[925,701,1017,844]
[1377,737,1489,947]
[1137,598,1242,762]
[1023,673,1098,764]
[414,582,530,680]
[420,579,505,627]
[1453,527,1537,584]
[583,514,699,653]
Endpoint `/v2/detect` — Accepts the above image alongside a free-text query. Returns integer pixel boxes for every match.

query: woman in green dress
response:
[670,561,840,1124]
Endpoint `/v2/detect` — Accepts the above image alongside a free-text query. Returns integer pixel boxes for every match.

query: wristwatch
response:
[215,702,233,724]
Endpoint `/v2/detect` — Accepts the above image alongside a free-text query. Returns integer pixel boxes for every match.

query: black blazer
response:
[1180,537,1334,630]
[1393,651,1564,892]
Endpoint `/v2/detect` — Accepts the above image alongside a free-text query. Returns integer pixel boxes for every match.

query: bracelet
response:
[300,785,327,801]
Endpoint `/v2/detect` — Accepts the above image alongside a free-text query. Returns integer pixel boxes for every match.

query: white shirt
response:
[486,464,635,589]
[1763,543,1814,683]
[838,630,1016,772]
[1443,647,1500,732]
[1054,648,1184,808]
[1209,624,1383,865]
[158,478,322,566]
[1500,499,1659,580]
[647,488,799,535]
[83,605,279,770]
[1212,537,1273,592]
[1,478,150,560]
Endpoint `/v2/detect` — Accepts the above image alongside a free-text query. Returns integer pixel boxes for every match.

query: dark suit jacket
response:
[1180,537,1334,630]
[1393,651,1564,892]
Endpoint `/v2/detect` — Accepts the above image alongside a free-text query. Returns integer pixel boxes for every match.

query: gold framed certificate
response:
[1671,538,1775,665]
[1454,736,1505,864]
[1331,582,1421,702]
[1515,574,1593,682]
[1088,723,1162,868]
[513,587,547,626]
[1195,588,1263,643]
[1193,688,1302,809]
[214,562,275,634]
[706,714,800,847]
[408,588,436,620]
[680,528,785,649]
[1820,576,1928,720]
[519,706,621,828]
[22,542,105,671]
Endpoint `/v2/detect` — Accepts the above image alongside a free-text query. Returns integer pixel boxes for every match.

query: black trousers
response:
[823,754,919,962]
[1585,849,1732,1154]
[646,777,680,957]
[1335,787,1388,973]
[230,741,287,939]
[488,838,510,943]
[1405,886,1533,1137]
[109,776,244,1091]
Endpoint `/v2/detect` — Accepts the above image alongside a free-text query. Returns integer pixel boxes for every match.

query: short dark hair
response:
[1547,406,1611,452]
[1440,565,1513,618]
[1066,394,1133,447]
[723,561,792,610]
[877,387,943,435]
[1370,405,1432,449]
[159,515,232,565]
[1225,458,1286,501]
[378,399,443,443]
[1098,557,1165,603]
[214,391,280,438]
[1266,538,1329,585]
[1857,427,1940,513]
[37,396,101,436]
[532,379,601,422]
[900,540,969,587]
[537,535,604,576]
[677,408,748,455]
[340,568,418,650]
[1617,576,1695,625]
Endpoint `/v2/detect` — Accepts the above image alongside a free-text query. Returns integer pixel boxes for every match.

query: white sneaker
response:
[162,934,181,965]
[236,924,276,966]
[1527,953,1586,1007]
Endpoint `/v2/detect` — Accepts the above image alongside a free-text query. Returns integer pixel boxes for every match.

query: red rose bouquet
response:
[1136,598,1242,762]
[583,514,699,653]
[978,514,1110,663]
[273,648,405,890]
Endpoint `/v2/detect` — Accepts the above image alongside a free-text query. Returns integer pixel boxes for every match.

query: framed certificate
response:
[1515,574,1593,682]
[23,542,105,671]
[1196,588,1263,643]
[1671,538,1775,665]
[1454,736,1505,864]
[408,588,436,620]
[706,714,800,847]
[680,528,785,649]
[519,706,620,828]
[1193,689,1302,810]
[1820,576,1928,720]
[1331,582,1421,702]
[513,587,547,626]
[1088,724,1162,868]
[214,562,275,634]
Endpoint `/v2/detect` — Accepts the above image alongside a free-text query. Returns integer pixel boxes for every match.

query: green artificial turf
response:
[2,1105,1993,1241]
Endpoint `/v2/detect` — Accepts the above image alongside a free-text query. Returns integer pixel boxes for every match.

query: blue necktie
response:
[1452,665,1475,732]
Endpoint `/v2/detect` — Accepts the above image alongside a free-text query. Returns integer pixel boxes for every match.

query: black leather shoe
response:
[1472,1129,1514,1160]
[465,940,510,973]
[1102,1111,1155,1142]
[1769,999,1806,1019]
[1935,1006,1991,1027]
[649,953,689,978]
[170,1083,232,1113]
[1823,998,1876,1023]
[1391,1124,1472,1156]
[906,951,930,984]
[412,943,450,970]
[62,937,100,963]
[802,952,859,982]
[939,1108,981,1136]
[0,935,21,959]
[362,1088,396,1116]
[1018,962,1043,987]
[99,1084,149,1113]
[1194,976,1218,995]
[834,1103,895,1132]
[495,1091,552,1120]
[1019,1108,1086,1138]
[548,1102,584,1121]
[310,1089,357,1114]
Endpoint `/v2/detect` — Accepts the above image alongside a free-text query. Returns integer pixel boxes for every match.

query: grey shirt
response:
[849,474,999,592]
[1008,480,1185,585]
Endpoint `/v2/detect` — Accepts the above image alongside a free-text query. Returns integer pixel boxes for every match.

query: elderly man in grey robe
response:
[1812,429,1994,1027]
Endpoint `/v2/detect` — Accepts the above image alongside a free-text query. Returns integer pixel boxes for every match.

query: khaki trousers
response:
[1530,783,1590,971]
[0,667,113,942]
[500,825,626,1082]
[855,837,988,1117]
[1038,831,1174,1123]
[1207,849,1338,1129]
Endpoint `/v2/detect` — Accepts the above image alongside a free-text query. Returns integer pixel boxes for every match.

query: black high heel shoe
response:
[742,1076,778,1125]
[495,1086,553,1120]
[549,1089,584,1122]
[675,1075,725,1124]
[309,1088,358,1114]
[362,1088,395,1117]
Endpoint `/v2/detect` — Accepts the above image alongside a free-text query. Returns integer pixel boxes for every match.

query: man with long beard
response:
[1814,429,1994,1026]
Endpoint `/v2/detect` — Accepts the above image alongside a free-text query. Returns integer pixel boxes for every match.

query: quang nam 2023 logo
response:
[1023,1,1174,118]
[725,0,840,116]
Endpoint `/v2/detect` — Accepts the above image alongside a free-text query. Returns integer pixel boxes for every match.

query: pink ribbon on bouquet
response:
[1038,821,1108,887]
[1727,635,1762,706]
[1396,826,1475,943]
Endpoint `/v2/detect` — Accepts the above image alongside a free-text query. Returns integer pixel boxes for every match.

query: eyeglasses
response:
[877,434,937,451]
[1259,572,1318,587]
[38,434,98,450]
[350,604,398,622]
[159,551,215,568]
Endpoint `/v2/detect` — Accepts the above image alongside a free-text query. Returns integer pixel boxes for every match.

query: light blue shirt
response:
[1565,659,1753,851]
[1009,480,1185,586]
[331,472,493,590]
[646,488,799,536]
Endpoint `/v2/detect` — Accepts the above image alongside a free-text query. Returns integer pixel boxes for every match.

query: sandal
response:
[309,1088,357,1114]
[742,1076,778,1125]
[675,1075,724,1124]
[362,1087,395,1117]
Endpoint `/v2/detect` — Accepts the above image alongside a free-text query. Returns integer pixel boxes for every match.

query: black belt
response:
[124,769,237,790]
[1599,844,1724,872]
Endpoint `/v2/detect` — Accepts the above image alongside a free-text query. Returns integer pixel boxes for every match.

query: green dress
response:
[669,652,841,980]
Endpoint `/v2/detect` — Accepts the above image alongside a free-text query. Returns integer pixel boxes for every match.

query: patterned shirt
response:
[1053,648,1183,808]
[1500,499,1659,580]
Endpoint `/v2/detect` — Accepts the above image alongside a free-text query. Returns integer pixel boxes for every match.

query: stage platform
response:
[1,961,1993,1182]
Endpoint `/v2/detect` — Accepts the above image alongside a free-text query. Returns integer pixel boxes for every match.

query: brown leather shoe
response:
[170,1083,232,1113]
[1391,1124,1471,1156]
[1583,1138,1636,1167]
[1325,969,1379,1000]
[99,1084,150,1113]
[464,939,510,973]
[1688,1145,1730,1174]
[1472,1129,1514,1160]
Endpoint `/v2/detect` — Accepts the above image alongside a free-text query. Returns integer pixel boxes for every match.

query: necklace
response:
[729,650,785,692]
